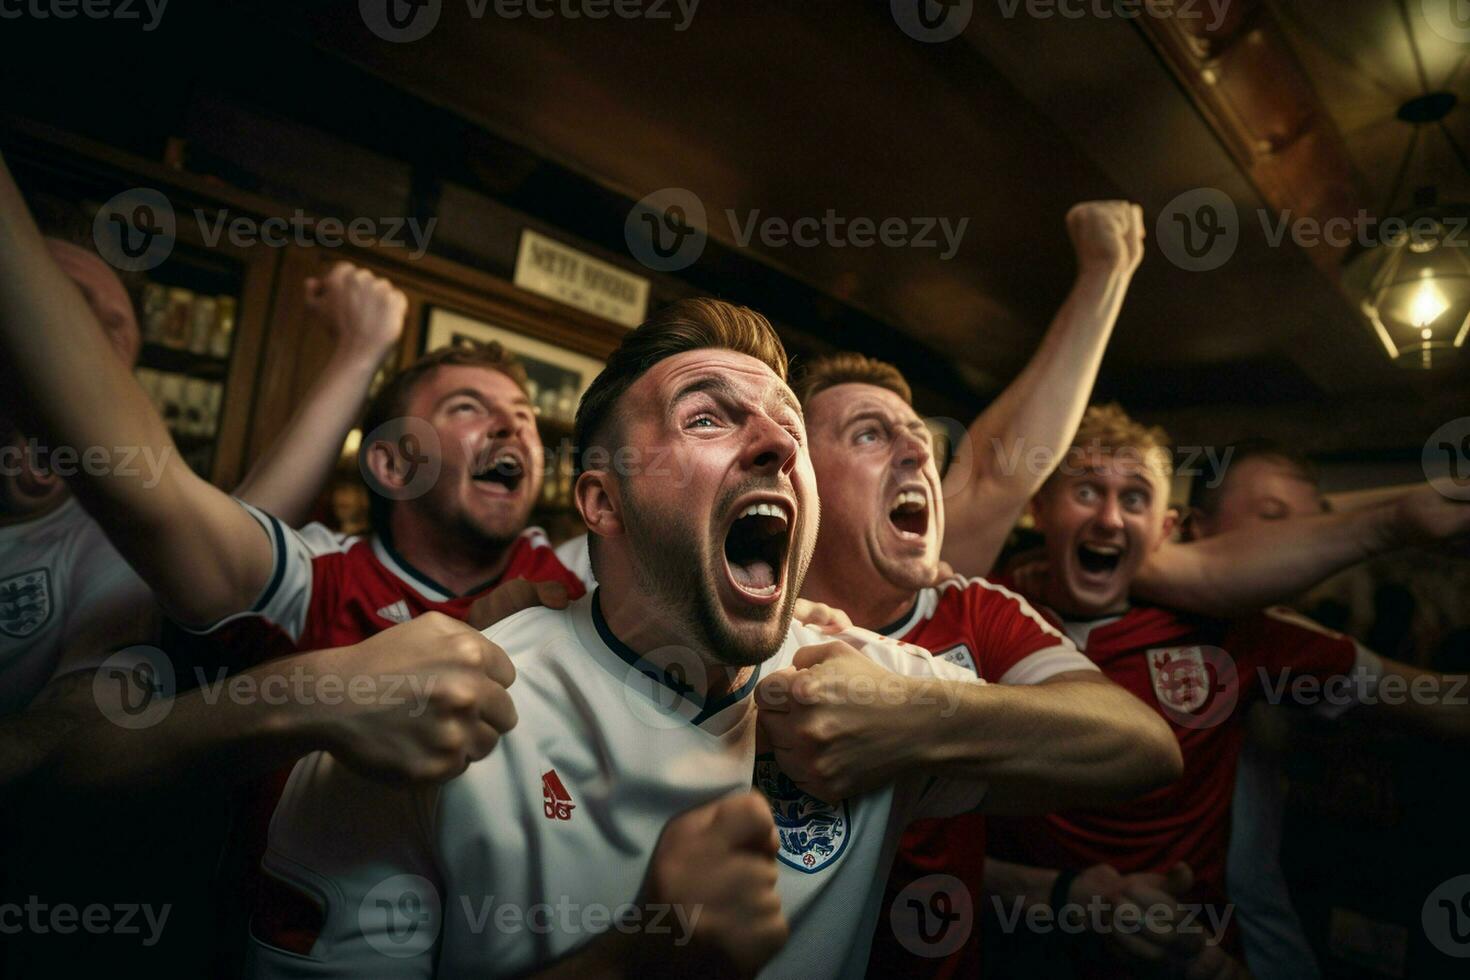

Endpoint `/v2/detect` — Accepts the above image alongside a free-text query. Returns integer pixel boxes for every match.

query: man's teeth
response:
[892,490,926,510]
[739,502,789,524]
[1081,544,1122,555]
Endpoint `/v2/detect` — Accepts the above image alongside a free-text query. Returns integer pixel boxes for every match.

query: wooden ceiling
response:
[4,0,1466,457]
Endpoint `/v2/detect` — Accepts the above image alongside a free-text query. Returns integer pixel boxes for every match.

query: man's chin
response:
[878,554,939,593]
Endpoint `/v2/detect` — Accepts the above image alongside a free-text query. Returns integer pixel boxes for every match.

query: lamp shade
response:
[1341,205,1470,369]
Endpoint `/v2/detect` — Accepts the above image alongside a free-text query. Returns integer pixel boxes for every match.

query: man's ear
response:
[575,468,622,540]
[1159,506,1181,543]
[364,438,409,496]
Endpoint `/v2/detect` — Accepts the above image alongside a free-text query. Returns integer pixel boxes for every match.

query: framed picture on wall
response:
[423,307,605,428]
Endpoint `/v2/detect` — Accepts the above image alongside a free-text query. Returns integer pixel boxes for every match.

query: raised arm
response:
[0,153,270,625]
[233,262,405,525]
[1134,484,1470,617]
[942,201,1144,577]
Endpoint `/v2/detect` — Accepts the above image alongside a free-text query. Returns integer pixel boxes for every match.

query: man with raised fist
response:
[244,298,1162,979]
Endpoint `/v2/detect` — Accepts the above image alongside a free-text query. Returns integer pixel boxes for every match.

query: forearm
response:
[1134,501,1400,616]
[919,674,1180,814]
[0,157,179,512]
[943,268,1132,576]
[41,651,340,794]
[234,346,384,525]
[0,675,91,792]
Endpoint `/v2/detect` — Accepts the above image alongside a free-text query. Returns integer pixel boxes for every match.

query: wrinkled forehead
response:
[631,348,801,420]
[805,382,920,432]
[411,364,529,412]
[1059,449,1171,497]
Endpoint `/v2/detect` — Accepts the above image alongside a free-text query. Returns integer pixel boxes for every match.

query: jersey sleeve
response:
[1234,607,1382,718]
[184,500,350,645]
[960,579,1097,685]
[247,751,442,979]
[818,624,991,820]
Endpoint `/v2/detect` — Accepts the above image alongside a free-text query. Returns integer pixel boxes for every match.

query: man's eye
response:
[1076,485,1097,502]
[1122,492,1147,511]
[688,415,718,428]
[855,428,880,445]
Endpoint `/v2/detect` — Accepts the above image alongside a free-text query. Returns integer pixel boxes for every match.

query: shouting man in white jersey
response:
[248,298,1181,979]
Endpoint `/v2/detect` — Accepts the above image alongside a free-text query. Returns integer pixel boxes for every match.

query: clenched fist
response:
[1067,200,1145,277]
[756,639,926,803]
[304,260,407,360]
[307,612,517,782]
[635,791,788,979]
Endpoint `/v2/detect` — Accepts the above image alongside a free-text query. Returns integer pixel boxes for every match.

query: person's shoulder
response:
[480,599,581,653]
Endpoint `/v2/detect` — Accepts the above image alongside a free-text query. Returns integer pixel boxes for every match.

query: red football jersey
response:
[985,603,1368,963]
[194,501,587,661]
[868,575,1096,979]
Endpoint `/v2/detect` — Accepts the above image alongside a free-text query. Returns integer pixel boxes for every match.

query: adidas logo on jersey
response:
[376,600,412,624]
[542,770,575,821]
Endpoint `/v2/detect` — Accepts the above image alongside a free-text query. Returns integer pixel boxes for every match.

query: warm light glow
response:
[1408,281,1449,328]
[340,427,362,460]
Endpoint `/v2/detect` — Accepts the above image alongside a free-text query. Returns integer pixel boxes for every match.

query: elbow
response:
[1129,709,1183,794]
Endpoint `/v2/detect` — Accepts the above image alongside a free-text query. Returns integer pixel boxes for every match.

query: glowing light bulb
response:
[1408,281,1449,328]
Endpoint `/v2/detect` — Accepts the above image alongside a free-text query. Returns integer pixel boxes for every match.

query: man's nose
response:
[742,414,800,475]
[895,427,931,471]
[1096,495,1126,530]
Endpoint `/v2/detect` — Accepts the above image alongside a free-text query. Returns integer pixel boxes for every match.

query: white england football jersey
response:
[248,590,985,979]
[0,496,157,715]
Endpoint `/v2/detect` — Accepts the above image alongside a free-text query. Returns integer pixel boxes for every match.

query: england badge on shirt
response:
[755,755,850,874]
[1147,646,1210,713]
[0,568,51,639]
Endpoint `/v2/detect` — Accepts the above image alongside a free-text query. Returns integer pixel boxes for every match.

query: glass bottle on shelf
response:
[210,296,236,360]
[556,381,577,425]
[188,296,217,355]
[161,288,195,350]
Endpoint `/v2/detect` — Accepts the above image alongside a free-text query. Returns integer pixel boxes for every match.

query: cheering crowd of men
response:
[2,149,1468,980]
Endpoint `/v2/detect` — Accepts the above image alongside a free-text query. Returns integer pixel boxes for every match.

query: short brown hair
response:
[361,341,529,528]
[574,297,788,467]
[1056,403,1174,488]
[794,352,912,408]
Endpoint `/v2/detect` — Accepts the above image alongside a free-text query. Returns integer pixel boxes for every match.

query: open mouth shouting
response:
[1075,540,1124,579]
[722,496,794,605]
[471,448,526,497]
[888,488,929,541]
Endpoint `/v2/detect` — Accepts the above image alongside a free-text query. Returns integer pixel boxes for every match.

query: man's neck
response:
[802,569,918,635]
[596,582,754,702]
[386,511,518,597]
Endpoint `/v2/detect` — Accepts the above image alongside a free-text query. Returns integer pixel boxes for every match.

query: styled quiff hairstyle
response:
[360,341,529,529]
[794,352,912,408]
[573,297,788,469]
[1053,403,1174,488]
